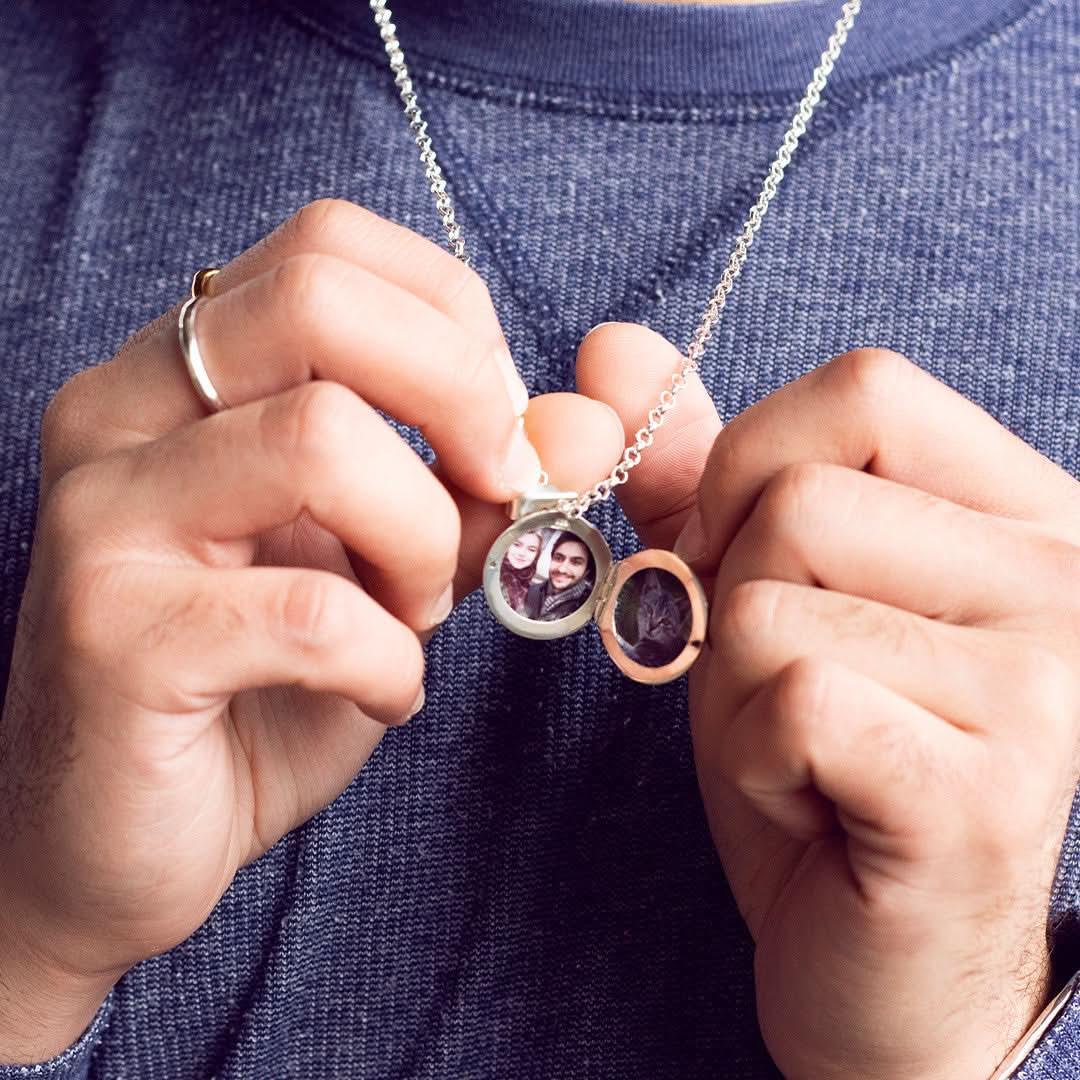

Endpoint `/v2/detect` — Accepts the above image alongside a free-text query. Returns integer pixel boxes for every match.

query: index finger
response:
[676,349,1080,568]
[60,199,527,467]
[212,198,514,354]
[125,198,514,370]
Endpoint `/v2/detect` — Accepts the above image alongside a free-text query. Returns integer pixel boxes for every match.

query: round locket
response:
[482,508,708,685]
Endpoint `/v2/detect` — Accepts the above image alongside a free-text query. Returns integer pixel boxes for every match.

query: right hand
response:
[0,199,625,1061]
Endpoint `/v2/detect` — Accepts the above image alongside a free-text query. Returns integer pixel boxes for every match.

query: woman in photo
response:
[499,529,543,614]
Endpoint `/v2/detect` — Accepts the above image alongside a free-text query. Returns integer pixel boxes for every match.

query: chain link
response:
[370,0,862,516]
[369,1,468,261]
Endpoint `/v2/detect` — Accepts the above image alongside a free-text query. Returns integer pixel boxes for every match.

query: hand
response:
[582,330,1080,1079]
[0,199,625,1062]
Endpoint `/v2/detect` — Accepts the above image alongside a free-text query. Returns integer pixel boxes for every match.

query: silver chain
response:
[370,0,862,517]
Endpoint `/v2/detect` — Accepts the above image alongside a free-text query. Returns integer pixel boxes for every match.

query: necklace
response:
[370,0,862,684]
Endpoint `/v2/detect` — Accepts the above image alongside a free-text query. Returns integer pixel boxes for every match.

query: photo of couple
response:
[498,528,596,623]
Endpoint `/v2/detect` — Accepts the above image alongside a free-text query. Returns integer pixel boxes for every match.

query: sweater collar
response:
[284,0,1039,101]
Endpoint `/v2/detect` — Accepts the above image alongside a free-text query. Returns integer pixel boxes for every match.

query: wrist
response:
[771,938,1058,1080]
[0,911,117,1064]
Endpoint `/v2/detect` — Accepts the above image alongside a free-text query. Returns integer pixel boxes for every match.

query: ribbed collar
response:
[281,0,1040,101]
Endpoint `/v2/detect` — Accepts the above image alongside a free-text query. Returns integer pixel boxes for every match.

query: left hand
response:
[580,331,1080,1080]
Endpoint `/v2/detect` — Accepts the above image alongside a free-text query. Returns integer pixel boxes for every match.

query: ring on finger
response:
[178,267,228,414]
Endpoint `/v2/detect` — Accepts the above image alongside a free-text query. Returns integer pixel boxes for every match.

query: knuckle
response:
[41,374,81,445]
[41,369,98,470]
[1012,645,1075,738]
[38,462,103,549]
[276,573,344,654]
[447,332,497,407]
[1038,534,1080,615]
[978,743,1054,863]
[722,660,836,795]
[268,380,356,475]
[285,198,366,253]
[861,718,938,804]
[130,591,208,658]
[713,579,784,660]
[434,259,496,324]
[824,348,913,408]
[970,648,1076,860]
[770,657,836,744]
[272,253,343,342]
[756,462,832,540]
[702,430,744,491]
[386,630,426,713]
[426,485,463,574]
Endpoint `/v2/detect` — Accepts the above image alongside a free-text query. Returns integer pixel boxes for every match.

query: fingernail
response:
[500,425,543,495]
[496,348,530,417]
[408,685,426,719]
[581,321,619,343]
[596,399,625,440]
[673,508,707,564]
[428,583,454,628]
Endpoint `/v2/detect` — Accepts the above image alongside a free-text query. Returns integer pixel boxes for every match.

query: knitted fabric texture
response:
[1,0,1078,1076]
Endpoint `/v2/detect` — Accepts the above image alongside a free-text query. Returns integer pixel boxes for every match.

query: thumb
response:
[440,390,626,603]
[576,323,723,548]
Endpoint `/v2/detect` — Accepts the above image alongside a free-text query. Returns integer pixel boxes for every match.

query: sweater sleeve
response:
[0,996,112,1080]
[1012,984,1080,1079]
[1015,786,1080,1078]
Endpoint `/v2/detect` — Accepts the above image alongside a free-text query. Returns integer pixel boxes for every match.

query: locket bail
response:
[507,482,578,522]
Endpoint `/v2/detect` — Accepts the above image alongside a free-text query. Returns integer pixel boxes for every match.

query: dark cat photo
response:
[616,569,691,669]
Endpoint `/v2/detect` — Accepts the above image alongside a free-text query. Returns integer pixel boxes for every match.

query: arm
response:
[0,199,624,1070]
[574,327,1080,1080]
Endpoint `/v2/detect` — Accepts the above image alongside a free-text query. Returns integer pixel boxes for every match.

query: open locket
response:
[481,489,708,685]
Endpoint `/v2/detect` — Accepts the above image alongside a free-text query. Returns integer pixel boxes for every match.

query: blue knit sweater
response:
[1,0,1078,1076]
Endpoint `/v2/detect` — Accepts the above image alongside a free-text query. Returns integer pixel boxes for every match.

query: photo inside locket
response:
[498,527,596,622]
[613,568,693,669]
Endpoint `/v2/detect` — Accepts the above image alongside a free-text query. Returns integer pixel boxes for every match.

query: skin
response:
[548,538,591,592]
[578,323,1080,1080]
[505,532,542,570]
[0,200,626,1062]
[1,204,1077,1079]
